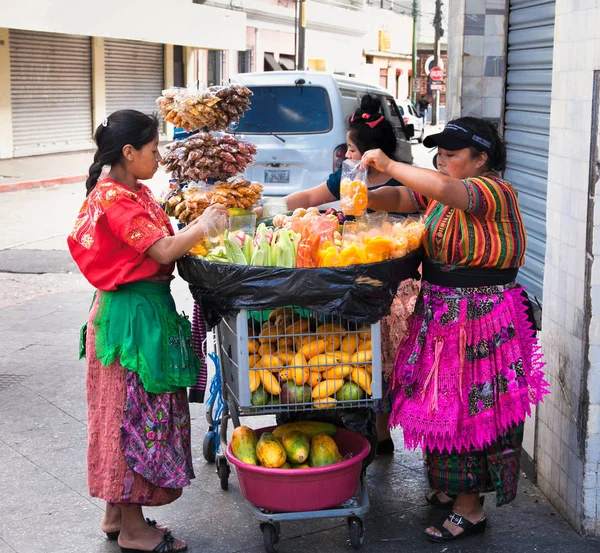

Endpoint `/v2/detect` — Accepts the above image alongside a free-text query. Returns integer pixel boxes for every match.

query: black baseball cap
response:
[423,120,494,154]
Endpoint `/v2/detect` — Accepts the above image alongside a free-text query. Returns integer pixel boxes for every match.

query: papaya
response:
[231,426,258,465]
[257,343,276,358]
[308,353,341,368]
[323,364,353,380]
[278,351,296,366]
[300,337,327,359]
[272,421,337,440]
[249,370,261,392]
[335,381,365,402]
[280,381,312,404]
[248,339,259,354]
[309,369,322,387]
[251,386,270,406]
[258,326,280,343]
[291,351,307,368]
[309,434,339,467]
[323,334,342,352]
[280,462,293,469]
[313,397,337,409]
[281,430,311,464]
[312,378,345,400]
[278,368,290,382]
[255,354,283,370]
[277,338,295,354]
[248,353,261,369]
[285,320,310,335]
[350,367,372,395]
[340,334,359,355]
[350,349,372,364]
[289,367,310,386]
[336,452,344,463]
[292,463,311,469]
[261,371,281,395]
[256,432,287,468]
[316,323,347,337]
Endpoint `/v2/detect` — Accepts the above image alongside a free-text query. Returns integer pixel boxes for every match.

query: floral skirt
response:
[390,281,548,454]
[86,293,194,506]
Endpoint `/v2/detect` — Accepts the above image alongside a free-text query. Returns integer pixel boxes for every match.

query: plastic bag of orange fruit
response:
[389,216,426,258]
[339,160,368,217]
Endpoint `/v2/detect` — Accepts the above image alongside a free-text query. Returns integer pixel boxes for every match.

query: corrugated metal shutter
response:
[10,29,93,157]
[105,39,163,116]
[504,0,555,301]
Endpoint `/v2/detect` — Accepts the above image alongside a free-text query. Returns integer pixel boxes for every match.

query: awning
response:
[264,53,282,71]
[279,57,296,71]
[4,0,247,50]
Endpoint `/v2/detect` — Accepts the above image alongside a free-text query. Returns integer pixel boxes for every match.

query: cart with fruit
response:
[157,84,424,551]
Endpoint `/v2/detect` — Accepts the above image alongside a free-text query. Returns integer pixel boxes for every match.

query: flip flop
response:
[106,518,169,541]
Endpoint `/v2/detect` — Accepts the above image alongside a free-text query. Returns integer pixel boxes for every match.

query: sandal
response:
[424,512,487,542]
[106,518,169,541]
[120,531,188,553]
[425,492,485,509]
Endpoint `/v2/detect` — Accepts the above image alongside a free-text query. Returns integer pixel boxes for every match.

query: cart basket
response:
[178,248,423,328]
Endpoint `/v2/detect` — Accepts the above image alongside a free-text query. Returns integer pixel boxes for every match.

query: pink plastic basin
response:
[225,426,370,512]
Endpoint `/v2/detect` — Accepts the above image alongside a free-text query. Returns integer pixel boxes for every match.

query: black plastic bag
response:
[177,249,422,328]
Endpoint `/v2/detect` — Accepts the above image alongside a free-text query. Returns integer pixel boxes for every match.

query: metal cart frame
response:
[203,306,382,551]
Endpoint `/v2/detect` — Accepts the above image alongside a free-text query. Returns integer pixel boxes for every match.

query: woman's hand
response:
[361,149,394,174]
[191,204,228,236]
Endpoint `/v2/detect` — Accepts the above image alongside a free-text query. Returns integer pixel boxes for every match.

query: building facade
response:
[0,0,246,158]
[0,0,413,160]
[447,0,600,537]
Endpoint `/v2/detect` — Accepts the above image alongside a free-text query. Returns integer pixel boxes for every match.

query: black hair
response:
[85,110,159,196]
[452,116,507,172]
[347,94,397,160]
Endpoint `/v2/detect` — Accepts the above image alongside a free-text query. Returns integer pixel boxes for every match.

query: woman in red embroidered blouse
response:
[68,110,226,553]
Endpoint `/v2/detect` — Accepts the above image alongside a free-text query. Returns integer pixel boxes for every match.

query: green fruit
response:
[256,432,287,468]
[251,386,270,406]
[309,434,339,467]
[335,382,365,402]
[281,430,311,464]
[280,462,293,469]
[280,382,312,404]
[269,395,281,406]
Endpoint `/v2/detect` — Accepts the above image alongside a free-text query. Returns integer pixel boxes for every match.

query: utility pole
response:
[297,0,307,71]
[431,0,443,125]
[411,0,418,104]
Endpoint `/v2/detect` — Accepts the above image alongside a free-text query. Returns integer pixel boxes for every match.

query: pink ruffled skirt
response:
[390,282,548,454]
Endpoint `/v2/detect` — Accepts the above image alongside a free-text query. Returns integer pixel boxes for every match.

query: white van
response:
[228,71,414,196]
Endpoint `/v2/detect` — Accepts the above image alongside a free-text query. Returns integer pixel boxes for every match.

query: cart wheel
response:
[217,458,230,490]
[202,432,216,463]
[261,523,280,553]
[348,517,364,550]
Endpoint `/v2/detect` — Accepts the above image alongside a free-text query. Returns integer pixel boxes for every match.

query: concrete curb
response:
[0,174,85,193]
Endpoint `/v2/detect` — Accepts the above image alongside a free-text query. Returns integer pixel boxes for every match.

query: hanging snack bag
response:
[340,160,368,217]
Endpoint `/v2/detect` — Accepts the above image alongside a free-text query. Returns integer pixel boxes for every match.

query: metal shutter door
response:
[105,39,163,116]
[10,29,93,157]
[504,0,555,301]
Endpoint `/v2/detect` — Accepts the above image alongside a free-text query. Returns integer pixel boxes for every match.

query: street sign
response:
[412,78,421,94]
[430,83,444,91]
[430,67,443,81]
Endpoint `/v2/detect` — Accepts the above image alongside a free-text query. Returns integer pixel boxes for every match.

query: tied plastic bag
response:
[340,160,368,217]
[178,249,423,327]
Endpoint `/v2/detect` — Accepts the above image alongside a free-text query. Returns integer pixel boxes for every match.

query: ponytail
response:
[85,110,159,196]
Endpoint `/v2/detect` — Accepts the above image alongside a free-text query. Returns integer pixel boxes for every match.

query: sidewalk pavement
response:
[1,184,599,553]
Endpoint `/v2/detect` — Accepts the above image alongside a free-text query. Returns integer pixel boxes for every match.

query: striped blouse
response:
[409,176,527,269]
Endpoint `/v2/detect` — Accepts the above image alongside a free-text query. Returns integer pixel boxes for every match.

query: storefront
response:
[9,29,93,157]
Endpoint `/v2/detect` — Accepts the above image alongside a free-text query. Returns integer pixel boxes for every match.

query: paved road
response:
[2,137,599,552]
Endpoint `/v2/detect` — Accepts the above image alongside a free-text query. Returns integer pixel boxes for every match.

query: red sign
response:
[430,67,444,81]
